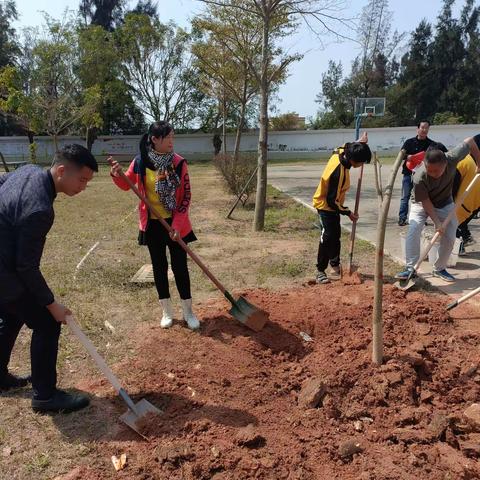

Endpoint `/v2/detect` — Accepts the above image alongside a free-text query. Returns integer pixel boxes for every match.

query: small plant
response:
[213,153,257,199]
[29,142,37,164]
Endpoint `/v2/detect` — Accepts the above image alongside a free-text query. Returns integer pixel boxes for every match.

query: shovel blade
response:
[394,277,416,291]
[119,398,162,438]
[229,296,269,332]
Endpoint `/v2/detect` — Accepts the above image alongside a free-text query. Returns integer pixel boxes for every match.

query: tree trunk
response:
[86,127,97,152]
[372,150,405,365]
[53,134,59,153]
[233,99,247,167]
[253,16,270,232]
[222,89,227,156]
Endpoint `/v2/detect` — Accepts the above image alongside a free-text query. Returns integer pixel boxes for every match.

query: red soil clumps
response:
[74,281,480,479]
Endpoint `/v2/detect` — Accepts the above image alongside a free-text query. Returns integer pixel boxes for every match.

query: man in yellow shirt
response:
[312,135,371,284]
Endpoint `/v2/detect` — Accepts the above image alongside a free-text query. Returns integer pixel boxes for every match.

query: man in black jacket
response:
[0,144,97,412]
[398,120,447,226]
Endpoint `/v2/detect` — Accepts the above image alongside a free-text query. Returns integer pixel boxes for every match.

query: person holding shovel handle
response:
[110,121,200,330]
[395,134,480,283]
[0,145,97,412]
[312,132,372,284]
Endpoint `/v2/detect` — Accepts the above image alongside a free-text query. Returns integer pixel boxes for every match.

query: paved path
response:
[269,162,480,301]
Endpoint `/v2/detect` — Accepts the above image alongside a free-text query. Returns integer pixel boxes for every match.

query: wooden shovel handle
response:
[111,161,228,296]
[447,285,480,310]
[65,315,123,393]
[347,163,364,272]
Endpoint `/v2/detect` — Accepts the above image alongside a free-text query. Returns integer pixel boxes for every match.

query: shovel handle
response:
[413,173,480,271]
[111,161,229,296]
[65,315,124,394]
[347,163,364,273]
[447,285,480,311]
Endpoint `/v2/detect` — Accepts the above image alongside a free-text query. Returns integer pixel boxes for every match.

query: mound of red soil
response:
[76,282,480,479]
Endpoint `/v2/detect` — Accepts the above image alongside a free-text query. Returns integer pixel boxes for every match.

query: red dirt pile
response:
[69,281,480,479]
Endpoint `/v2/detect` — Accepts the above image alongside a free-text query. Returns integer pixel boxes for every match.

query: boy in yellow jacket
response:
[312,134,371,284]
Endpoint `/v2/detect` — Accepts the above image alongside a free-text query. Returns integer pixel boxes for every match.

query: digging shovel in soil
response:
[66,315,161,438]
[109,159,269,332]
[395,173,480,291]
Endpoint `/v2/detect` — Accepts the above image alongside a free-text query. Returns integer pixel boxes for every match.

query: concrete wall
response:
[1,124,479,162]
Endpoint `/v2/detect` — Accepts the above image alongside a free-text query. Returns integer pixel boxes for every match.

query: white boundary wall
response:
[1,124,479,161]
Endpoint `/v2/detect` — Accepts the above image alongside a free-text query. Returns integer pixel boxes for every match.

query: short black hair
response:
[417,119,430,128]
[54,144,98,172]
[425,144,447,164]
[344,142,372,164]
[474,133,480,150]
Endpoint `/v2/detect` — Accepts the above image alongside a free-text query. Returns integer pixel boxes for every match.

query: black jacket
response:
[401,136,447,175]
[0,165,56,305]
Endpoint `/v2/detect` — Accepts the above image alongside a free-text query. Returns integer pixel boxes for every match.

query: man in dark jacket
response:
[398,120,447,226]
[0,144,97,412]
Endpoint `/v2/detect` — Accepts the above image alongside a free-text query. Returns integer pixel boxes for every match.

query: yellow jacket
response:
[454,155,480,224]
[312,147,351,215]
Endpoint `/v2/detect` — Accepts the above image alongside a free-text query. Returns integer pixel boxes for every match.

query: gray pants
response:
[406,202,458,271]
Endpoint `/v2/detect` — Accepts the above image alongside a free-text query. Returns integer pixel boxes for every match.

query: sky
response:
[14,0,462,119]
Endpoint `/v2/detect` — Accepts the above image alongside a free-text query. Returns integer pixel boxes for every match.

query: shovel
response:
[446,285,480,311]
[346,163,364,275]
[395,173,480,291]
[65,315,161,438]
[110,160,268,332]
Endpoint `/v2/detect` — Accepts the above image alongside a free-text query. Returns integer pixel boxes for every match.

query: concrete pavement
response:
[269,161,480,301]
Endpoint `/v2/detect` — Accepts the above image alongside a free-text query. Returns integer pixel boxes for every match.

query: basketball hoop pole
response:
[354,113,365,141]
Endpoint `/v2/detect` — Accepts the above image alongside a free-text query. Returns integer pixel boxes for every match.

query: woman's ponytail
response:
[139,132,149,164]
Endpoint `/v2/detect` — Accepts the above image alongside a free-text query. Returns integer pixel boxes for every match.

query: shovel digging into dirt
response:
[109,160,269,332]
[345,163,365,281]
[446,285,480,311]
[65,315,161,438]
[395,173,480,291]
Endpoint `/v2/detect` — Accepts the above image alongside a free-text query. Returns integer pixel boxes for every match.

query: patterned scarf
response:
[148,149,180,212]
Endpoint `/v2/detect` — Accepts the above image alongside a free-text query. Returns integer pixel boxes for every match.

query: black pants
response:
[146,219,191,300]
[456,208,479,240]
[316,210,341,272]
[0,293,61,399]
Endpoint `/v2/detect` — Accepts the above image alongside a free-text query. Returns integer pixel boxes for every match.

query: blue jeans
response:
[399,174,413,222]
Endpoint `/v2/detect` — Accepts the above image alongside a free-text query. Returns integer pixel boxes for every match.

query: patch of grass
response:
[264,185,317,233]
[257,258,306,284]
[25,452,51,473]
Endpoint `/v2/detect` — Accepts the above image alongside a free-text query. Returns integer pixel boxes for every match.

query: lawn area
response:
[0,163,401,479]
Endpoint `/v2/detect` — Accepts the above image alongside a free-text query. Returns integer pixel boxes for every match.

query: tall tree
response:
[193,4,262,162]
[79,0,125,31]
[0,0,20,136]
[199,0,349,231]
[0,0,19,68]
[116,13,202,128]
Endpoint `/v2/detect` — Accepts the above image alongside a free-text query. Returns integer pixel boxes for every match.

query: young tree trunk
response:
[86,127,97,152]
[233,101,247,167]
[52,134,59,153]
[253,17,270,232]
[222,89,227,156]
[372,149,405,365]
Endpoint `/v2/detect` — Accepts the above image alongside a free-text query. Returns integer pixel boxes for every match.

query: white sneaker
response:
[159,298,174,328]
[180,298,200,330]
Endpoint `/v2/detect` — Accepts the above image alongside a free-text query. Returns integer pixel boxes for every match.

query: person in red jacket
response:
[110,121,199,330]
